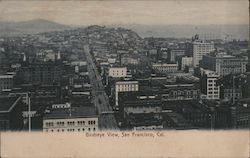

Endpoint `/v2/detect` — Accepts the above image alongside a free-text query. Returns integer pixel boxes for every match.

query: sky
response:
[0,0,248,26]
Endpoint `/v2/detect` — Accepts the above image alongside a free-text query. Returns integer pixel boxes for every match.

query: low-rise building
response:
[0,96,24,131]
[152,63,178,73]
[43,106,98,132]
[108,67,127,78]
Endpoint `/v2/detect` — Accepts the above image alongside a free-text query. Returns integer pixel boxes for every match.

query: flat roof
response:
[43,106,97,120]
[0,96,20,113]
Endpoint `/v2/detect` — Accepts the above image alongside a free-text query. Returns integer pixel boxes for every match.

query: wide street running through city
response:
[84,44,118,130]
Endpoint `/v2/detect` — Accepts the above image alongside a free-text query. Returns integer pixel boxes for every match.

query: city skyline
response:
[0,0,248,26]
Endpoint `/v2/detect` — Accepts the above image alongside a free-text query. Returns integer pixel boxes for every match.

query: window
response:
[77,121,85,125]
[67,121,75,126]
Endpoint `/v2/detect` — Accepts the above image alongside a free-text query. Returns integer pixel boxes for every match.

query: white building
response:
[201,54,248,76]
[108,67,127,78]
[200,69,220,100]
[43,106,98,132]
[152,63,178,73]
[52,103,71,109]
[115,81,139,107]
[192,40,215,67]
[181,56,193,70]
[0,75,14,93]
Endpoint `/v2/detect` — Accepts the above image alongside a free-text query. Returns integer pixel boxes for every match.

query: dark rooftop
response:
[43,106,97,119]
[0,96,20,112]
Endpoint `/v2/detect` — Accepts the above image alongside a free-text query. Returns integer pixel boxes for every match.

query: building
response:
[192,35,215,67]
[181,56,193,70]
[43,106,98,132]
[0,96,24,131]
[121,54,139,65]
[200,69,220,100]
[108,67,127,78]
[168,49,186,63]
[114,81,139,107]
[52,103,71,109]
[119,91,163,130]
[161,84,200,101]
[152,63,178,73]
[18,61,63,85]
[0,74,14,93]
[158,48,168,60]
[201,54,248,76]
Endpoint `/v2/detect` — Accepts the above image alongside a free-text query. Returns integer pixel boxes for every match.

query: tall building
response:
[192,35,215,67]
[200,69,220,100]
[43,106,98,132]
[201,54,248,76]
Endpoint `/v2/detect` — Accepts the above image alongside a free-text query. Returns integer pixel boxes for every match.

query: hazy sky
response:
[0,0,248,25]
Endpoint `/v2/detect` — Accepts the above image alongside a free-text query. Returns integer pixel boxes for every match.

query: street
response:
[84,44,118,130]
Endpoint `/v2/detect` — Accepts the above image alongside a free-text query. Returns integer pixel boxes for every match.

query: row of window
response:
[45,120,96,127]
[208,91,219,94]
[45,127,96,132]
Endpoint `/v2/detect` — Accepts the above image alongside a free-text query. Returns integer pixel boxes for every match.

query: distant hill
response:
[117,24,249,40]
[0,19,71,36]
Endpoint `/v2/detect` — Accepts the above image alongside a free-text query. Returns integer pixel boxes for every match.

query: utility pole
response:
[28,93,31,132]
[232,75,235,105]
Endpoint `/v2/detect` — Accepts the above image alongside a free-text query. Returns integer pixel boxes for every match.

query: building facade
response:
[161,84,200,101]
[168,49,186,63]
[119,92,163,130]
[192,39,215,67]
[201,54,248,76]
[181,56,193,70]
[200,69,220,100]
[43,106,98,132]
[108,67,127,78]
[0,75,14,93]
[152,63,178,73]
[18,61,63,85]
[115,81,139,107]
